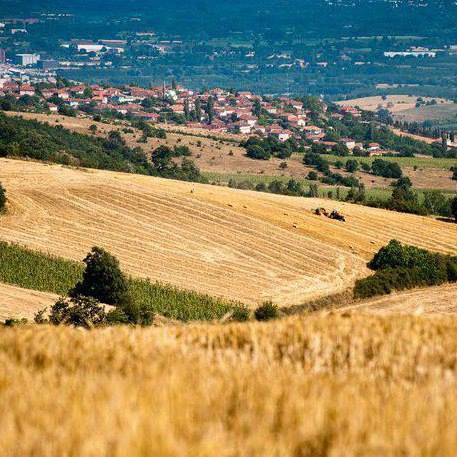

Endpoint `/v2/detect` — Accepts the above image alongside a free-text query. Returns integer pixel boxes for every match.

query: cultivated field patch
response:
[1,159,456,308]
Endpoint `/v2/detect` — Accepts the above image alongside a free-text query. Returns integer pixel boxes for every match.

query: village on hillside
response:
[1,72,410,157]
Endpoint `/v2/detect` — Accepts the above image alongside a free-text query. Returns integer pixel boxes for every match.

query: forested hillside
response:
[0,114,205,182]
[0,114,151,173]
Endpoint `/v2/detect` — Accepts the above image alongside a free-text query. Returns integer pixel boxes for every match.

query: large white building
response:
[15,53,40,66]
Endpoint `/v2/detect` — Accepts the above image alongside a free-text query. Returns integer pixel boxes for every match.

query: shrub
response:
[286,179,304,196]
[387,178,425,215]
[447,257,457,282]
[243,135,294,160]
[304,152,330,175]
[246,144,270,160]
[346,186,366,203]
[332,143,349,157]
[307,171,318,180]
[254,301,279,321]
[308,183,319,197]
[0,183,6,212]
[35,296,108,329]
[0,113,152,175]
[345,159,359,173]
[371,159,402,178]
[71,247,130,306]
[423,191,452,217]
[355,240,456,299]
[354,266,444,299]
[369,239,437,271]
[151,145,206,182]
[3,318,28,327]
[108,300,155,326]
[452,197,457,221]
[231,305,250,322]
[173,145,191,157]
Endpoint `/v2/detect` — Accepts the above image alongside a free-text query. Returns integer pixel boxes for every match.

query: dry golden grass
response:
[336,95,452,113]
[343,283,457,315]
[3,314,457,455]
[1,158,456,311]
[0,283,57,320]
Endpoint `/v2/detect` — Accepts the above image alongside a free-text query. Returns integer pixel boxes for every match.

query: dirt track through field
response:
[0,159,456,307]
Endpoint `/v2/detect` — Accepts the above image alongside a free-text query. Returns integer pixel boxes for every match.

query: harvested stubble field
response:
[4,314,457,455]
[336,95,452,113]
[1,158,457,314]
[343,283,457,315]
[0,283,57,321]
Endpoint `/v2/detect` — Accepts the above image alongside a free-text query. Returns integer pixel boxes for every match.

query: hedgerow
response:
[354,240,457,299]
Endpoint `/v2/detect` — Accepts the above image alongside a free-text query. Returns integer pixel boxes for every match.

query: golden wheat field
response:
[3,314,457,456]
[1,158,457,312]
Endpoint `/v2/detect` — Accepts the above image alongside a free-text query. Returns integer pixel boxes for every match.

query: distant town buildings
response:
[14,53,40,66]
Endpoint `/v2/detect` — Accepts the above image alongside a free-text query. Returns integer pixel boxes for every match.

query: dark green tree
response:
[252,98,262,117]
[194,98,202,121]
[246,144,270,160]
[151,145,174,172]
[452,197,457,221]
[286,179,303,196]
[71,247,130,306]
[0,182,6,212]
[423,191,451,217]
[36,295,108,329]
[331,143,349,157]
[205,96,215,124]
[184,98,190,120]
[345,159,359,173]
[83,87,93,98]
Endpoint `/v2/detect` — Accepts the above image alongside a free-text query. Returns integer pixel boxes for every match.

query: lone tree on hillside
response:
[0,182,6,212]
[71,247,130,306]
